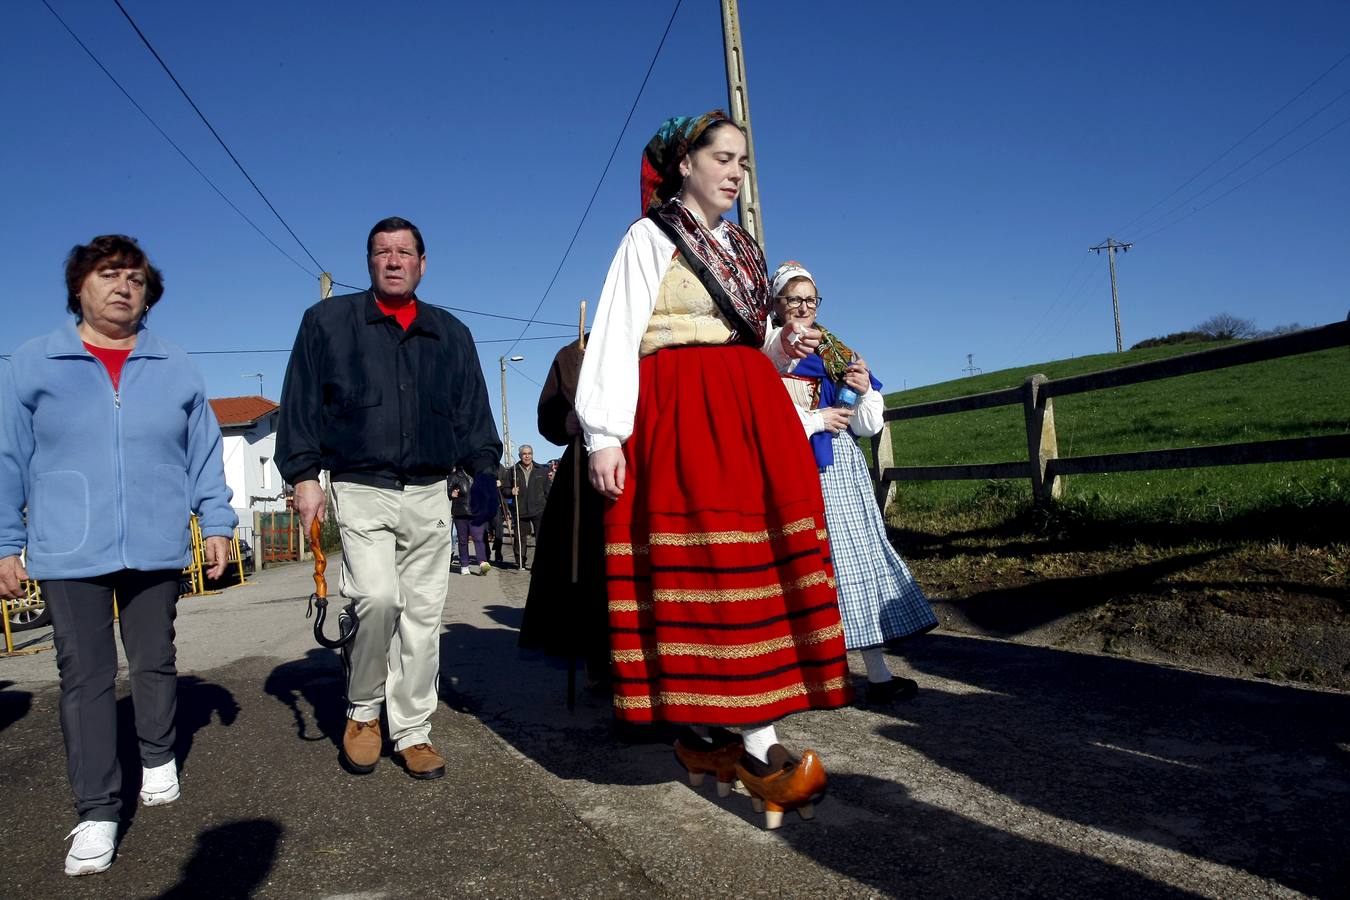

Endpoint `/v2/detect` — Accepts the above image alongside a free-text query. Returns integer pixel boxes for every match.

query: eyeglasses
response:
[779,296,822,310]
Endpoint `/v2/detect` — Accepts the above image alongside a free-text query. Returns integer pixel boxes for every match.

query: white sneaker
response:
[459,566,471,575]
[65,820,117,876]
[139,759,180,806]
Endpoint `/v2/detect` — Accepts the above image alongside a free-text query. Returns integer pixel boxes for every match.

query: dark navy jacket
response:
[276,292,501,489]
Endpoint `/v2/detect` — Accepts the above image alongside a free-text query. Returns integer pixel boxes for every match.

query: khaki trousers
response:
[331,480,451,751]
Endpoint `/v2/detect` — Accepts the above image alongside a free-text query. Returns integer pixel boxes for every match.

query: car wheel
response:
[8,601,50,632]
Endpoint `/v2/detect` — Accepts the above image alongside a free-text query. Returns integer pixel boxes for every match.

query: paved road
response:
[1,559,1346,898]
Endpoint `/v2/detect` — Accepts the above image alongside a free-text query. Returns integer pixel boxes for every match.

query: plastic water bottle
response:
[835,385,860,408]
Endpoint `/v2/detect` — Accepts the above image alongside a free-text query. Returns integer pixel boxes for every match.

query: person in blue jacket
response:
[0,235,236,878]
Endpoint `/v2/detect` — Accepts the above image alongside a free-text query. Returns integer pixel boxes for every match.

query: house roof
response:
[209,396,280,427]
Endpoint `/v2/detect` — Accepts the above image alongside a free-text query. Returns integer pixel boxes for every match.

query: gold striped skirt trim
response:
[605,516,819,556]
[611,621,844,664]
[650,571,832,605]
[612,676,849,711]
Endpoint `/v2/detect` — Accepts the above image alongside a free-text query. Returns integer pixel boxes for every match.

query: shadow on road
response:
[439,607,681,788]
[263,647,347,746]
[0,680,32,734]
[154,818,283,899]
[883,634,1350,896]
[111,675,240,823]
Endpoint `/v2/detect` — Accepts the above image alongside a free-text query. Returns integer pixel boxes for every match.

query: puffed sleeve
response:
[574,219,674,452]
[849,381,886,437]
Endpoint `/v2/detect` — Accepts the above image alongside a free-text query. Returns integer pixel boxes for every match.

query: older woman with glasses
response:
[771,260,937,704]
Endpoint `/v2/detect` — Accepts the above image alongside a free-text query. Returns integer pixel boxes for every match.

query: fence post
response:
[1022,374,1062,502]
[253,511,265,570]
[868,424,897,516]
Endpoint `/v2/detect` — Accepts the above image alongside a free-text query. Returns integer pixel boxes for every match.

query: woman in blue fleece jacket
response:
[0,235,235,878]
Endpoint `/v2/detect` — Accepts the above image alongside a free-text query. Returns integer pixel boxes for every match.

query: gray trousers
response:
[43,570,179,822]
[331,480,452,751]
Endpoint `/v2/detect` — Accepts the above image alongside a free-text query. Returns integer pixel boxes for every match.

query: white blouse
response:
[782,357,886,438]
[575,217,790,452]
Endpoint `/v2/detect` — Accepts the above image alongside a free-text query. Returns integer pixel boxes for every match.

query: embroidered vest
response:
[639,253,737,357]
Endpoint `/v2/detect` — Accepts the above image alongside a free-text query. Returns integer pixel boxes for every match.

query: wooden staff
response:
[567,299,587,712]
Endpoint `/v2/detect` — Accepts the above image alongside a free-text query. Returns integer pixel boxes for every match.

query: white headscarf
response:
[771,260,815,297]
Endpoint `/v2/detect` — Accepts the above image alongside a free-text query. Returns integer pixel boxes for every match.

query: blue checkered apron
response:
[820,432,938,649]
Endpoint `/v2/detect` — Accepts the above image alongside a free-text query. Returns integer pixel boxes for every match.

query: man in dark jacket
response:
[505,445,549,569]
[276,216,501,781]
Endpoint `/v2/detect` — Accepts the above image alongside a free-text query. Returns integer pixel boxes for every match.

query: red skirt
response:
[606,344,852,726]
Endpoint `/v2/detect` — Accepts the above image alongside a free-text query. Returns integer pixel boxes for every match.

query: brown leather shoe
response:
[734,744,827,829]
[341,718,381,774]
[394,743,446,780]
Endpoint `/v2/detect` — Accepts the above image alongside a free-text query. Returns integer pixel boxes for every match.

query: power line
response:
[1133,110,1350,243]
[502,0,684,357]
[326,279,579,328]
[39,0,316,279]
[1125,83,1350,241]
[508,362,544,388]
[176,333,578,356]
[1113,47,1350,238]
[112,0,325,273]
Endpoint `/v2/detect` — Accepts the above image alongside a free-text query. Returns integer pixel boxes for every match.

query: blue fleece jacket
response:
[0,320,236,579]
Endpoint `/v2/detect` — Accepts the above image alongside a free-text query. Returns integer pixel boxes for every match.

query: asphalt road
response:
[1,558,1346,898]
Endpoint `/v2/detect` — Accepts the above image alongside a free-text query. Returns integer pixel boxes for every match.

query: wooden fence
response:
[867,312,1350,511]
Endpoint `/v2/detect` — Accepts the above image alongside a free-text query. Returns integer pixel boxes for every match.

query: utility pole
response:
[499,354,524,465]
[1089,238,1132,352]
[319,272,333,300]
[962,353,982,377]
[720,0,765,249]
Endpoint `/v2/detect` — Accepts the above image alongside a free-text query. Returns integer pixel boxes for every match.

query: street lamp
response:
[242,372,263,397]
[499,355,525,464]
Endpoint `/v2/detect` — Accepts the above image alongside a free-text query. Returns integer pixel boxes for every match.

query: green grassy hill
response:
[879,340,1350,524]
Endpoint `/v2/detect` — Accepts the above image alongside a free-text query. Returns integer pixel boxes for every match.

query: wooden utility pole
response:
[720,0,765,249]
[1089,238,1132,352]
[319,272,333,299]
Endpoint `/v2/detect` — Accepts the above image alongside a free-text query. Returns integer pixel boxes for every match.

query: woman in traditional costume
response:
[771,261,938,702]
[575,111,851,828]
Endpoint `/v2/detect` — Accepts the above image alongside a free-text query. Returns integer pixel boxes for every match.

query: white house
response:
[209,396,287,522]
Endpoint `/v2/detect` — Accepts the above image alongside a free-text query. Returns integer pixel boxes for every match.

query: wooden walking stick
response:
[306,516,358,649]
[567,300,587,712]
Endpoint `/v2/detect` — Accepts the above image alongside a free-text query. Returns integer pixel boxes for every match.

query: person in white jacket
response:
[771,260,938,703]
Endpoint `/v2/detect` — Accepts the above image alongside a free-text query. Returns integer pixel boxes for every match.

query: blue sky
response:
[4,1,1347,460]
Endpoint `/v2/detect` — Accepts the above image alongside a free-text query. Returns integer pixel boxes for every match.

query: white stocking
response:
[862,647,893,684]
[741,725,779,763]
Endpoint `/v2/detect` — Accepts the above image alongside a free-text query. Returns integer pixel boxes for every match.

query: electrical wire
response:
[508,362,544,388]
[502,0,684,357]
[1132,110,1350,243]
[40,0,317,279]
[112,0,325,273]
[327,279,578,328]
[177,333,578,356]
[1124,84,1350,241]
[1113,48,1350,238]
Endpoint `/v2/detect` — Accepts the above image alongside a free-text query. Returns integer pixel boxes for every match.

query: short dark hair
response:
[367,217,425,257]
[64,235,164,320]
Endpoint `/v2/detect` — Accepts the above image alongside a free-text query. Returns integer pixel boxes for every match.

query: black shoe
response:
[864,677,919,704]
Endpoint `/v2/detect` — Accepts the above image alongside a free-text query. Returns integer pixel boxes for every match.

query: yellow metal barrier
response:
[2,571,51,657]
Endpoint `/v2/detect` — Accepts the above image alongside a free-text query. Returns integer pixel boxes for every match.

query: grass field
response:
[879,339,1350,531]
